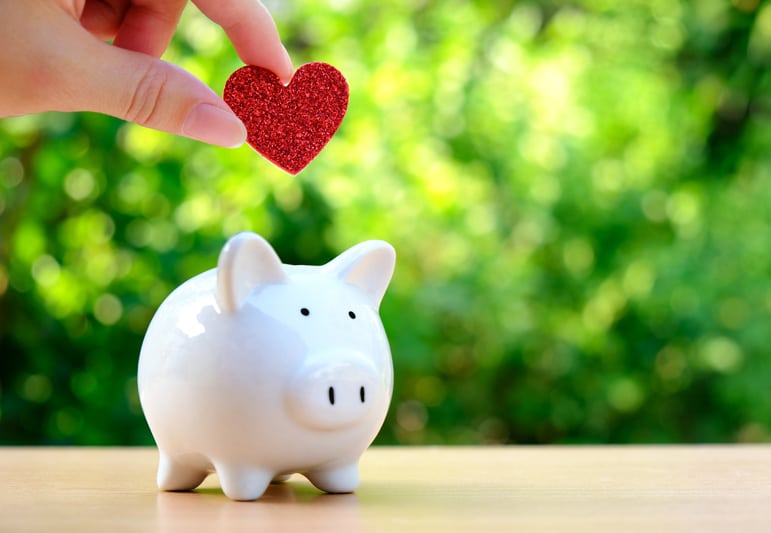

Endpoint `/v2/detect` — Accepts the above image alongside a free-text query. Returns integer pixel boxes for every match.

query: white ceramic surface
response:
[138,232,396,501]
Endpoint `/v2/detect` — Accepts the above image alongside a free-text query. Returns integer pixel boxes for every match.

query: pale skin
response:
[0,0,294,147]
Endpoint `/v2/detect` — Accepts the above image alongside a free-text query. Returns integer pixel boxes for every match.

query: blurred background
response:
[1,0,770,445]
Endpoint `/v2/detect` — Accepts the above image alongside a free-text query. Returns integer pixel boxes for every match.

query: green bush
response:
[1,0,770,444]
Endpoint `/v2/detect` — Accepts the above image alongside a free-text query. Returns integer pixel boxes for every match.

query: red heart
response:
[224,63,349,175]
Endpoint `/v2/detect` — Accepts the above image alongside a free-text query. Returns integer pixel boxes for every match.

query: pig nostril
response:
[360,386,365,403]
[328,386,335,406]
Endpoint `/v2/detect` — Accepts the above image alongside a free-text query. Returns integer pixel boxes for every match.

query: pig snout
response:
[286,354,382,431]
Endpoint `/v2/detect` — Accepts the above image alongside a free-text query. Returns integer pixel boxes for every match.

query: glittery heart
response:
[224,62,349,175]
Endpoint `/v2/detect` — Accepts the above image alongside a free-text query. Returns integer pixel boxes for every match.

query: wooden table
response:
[1,446,769,532]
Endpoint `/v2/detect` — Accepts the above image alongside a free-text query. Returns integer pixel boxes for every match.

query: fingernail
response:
[182,104,247,147]
[280,45,294,84]
[282,44,293,70]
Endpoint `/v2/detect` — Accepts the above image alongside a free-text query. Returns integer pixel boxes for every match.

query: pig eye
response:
[300,308,310,316]
[348,311,356,319]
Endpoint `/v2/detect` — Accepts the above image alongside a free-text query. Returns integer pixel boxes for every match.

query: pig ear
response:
[326,240,396,308]
[216,232,287,314]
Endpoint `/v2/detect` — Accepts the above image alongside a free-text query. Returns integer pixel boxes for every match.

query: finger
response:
[80,0,130,41]
[193,0,293,82]
[61,31,246,146]
[112,0,188,57]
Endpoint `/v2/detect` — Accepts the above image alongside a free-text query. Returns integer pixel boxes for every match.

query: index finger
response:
[193,0,293,82]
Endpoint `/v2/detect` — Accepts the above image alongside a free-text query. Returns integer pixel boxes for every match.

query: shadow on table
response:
[155,479,363,531]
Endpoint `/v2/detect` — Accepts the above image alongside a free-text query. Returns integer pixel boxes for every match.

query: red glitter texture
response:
[224,62,349,175]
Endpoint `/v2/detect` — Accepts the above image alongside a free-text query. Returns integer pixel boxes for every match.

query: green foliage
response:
[1,0,770,444]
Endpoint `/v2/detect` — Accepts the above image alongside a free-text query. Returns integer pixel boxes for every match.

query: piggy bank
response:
[138,232,395,501]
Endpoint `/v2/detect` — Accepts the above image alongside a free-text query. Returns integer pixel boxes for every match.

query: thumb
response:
[64,38,246,147]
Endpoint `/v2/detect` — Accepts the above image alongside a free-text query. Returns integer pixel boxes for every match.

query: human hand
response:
[0,0,293,147]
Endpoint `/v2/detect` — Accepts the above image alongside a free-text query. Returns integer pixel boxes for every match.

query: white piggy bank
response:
[138,232,395,501]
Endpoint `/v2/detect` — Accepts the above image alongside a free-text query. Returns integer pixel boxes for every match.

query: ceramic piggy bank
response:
[138,232,395,501]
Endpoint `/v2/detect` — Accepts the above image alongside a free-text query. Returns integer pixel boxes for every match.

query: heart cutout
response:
[224,62,349,175]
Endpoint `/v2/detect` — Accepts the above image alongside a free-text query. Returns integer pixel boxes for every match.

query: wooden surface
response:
[1,446,770,532]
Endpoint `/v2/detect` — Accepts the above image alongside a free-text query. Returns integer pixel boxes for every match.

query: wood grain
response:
[1,446,769,532]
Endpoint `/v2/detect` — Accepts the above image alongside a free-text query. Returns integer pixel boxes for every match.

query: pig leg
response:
[157,453,208,491]
[306,462,360,494]
[214,463,272,501]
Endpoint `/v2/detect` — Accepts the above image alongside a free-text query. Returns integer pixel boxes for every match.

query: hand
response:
[0,0,294,147]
